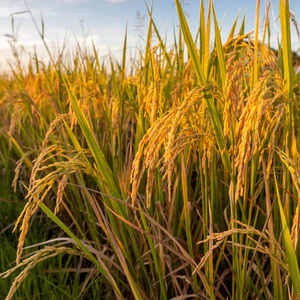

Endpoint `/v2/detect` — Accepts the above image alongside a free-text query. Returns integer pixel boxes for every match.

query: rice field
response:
[1,0,300,299]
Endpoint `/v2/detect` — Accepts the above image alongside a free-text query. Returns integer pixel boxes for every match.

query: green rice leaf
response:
[212,4,226,87]
[279,0,293,96]
[64,76,121,199]
[274,172,300,297]
[174,0,206,85]
[39,203,124,300]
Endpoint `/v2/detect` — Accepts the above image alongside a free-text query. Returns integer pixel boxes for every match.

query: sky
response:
[0,0,300,72]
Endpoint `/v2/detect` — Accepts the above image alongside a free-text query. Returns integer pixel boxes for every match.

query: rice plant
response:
[1,0,300,299]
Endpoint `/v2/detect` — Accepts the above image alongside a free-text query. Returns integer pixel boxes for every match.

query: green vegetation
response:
[1,0,300,299]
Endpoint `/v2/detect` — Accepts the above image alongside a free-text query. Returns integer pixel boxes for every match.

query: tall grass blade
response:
[212,4,226,87]
[279,0,293,96]
[64,76,121,199]
[274,172,300,297]
[253,0,260,85]
[227,11,239,42]
[143,0,172,68]
[175,0,232,177]
[39,203,124,300]
[174,0,206,85]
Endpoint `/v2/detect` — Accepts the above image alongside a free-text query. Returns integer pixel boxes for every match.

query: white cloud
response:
[0,5,25,18]
[0,7,13,17]
[56,0,88,2]
[106,0,129,3]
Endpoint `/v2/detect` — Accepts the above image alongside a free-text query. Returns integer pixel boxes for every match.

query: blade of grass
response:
[175,0,206,85]
[212,3,226,87]
[253,0,260,86]
[279,0,293,96]
[199,0,205,68]
[274,171,300,297]
[63,75,121,200]
[204,0,212,76]
[175,0,233,178]
[143,0,172,68]
[38,202,124,300]
[227,11,240,42]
